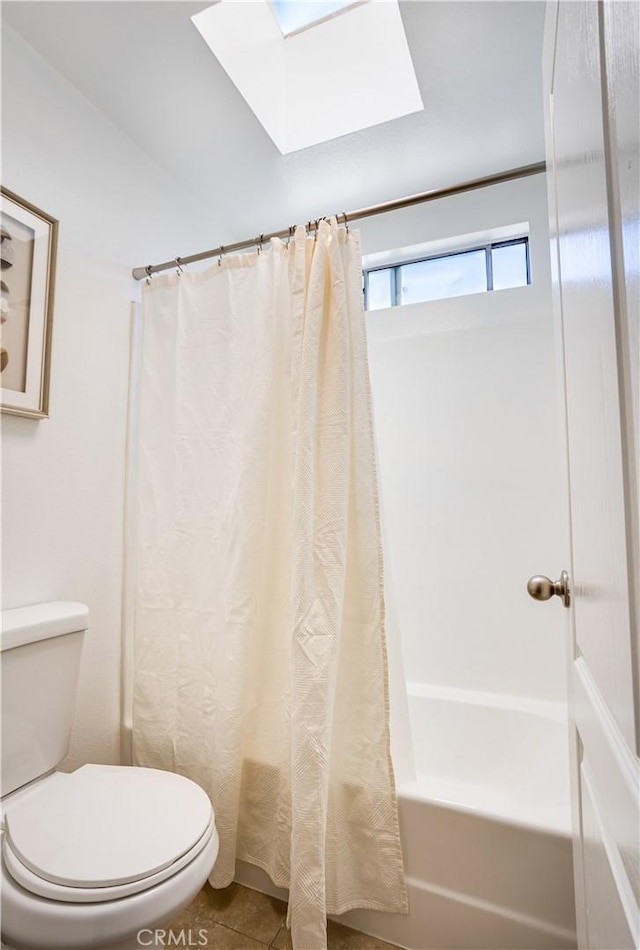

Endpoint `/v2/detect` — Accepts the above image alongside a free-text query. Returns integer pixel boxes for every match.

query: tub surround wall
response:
[1,27,213,770]
[361,173,568,710]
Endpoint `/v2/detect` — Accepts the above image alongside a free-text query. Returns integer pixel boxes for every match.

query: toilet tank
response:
[1,601,89,797]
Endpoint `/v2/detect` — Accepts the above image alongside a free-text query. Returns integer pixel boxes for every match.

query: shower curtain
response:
[132,218,407,949]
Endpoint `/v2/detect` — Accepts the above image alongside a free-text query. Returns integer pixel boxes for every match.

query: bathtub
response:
[338,684,577,950]
[236,685,577,949]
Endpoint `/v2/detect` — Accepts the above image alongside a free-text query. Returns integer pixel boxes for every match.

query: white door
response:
[543,1,640,947]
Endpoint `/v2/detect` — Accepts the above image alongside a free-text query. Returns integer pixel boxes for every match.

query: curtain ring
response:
[175,256,184,275]
[218,245,224,267]
[287,225,294,246]
[257,234,264,254]
[145,265,153,285]
[342,212,349,233]
[314,219,320,243]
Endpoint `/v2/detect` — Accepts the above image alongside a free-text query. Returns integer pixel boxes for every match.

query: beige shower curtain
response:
[132,218,407,949]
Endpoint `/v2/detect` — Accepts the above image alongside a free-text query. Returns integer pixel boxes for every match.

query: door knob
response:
[527,570,570,608]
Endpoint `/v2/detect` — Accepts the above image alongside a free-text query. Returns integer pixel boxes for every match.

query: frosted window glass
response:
[271,1,357,34]
[366,269,393,311]
[492,243,529,290]
[399,250,487,305]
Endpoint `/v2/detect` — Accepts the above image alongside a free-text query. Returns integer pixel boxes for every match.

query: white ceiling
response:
[2,1,547,245]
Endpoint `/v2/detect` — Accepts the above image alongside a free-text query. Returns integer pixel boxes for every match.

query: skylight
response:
[270,1,362,36]
[191,0,423,154]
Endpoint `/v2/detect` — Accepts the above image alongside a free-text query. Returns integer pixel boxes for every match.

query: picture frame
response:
[1,187,57,419]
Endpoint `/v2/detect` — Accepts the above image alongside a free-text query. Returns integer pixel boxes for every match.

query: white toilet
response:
[0,601,219,950]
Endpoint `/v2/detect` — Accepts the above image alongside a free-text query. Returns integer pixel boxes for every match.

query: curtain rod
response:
[131,161,546,281]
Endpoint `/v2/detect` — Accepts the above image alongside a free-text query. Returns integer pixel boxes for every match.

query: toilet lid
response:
[3,765,213,889]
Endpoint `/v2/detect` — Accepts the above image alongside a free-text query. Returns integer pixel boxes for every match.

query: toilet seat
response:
[2,815,216,903]
[2,764,215,904]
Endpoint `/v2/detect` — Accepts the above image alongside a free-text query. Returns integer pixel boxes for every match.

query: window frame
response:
[363,236,531,310]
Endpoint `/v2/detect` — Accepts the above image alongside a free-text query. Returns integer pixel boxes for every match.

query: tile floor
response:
[164,882,400,950]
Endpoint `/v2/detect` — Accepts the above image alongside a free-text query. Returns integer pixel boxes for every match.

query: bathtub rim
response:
[401,682,572,836]
[398,777,572,837]
[405,681,569,723]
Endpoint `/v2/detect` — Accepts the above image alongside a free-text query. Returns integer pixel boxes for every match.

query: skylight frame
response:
[191,0,424,155]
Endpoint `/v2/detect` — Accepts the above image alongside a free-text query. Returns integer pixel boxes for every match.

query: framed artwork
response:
[1,187,57,418]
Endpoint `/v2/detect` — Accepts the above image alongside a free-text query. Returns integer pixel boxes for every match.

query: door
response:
[543,1,640,947]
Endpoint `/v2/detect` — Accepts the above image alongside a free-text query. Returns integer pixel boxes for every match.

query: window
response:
[270,0,362,36]
[364,238,530,311]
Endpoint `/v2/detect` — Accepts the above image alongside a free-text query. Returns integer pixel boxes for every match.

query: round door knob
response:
[527,570,570,608]
[527,576,555,600]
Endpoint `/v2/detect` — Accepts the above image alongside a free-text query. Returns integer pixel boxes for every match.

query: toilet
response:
[0,601,219,950]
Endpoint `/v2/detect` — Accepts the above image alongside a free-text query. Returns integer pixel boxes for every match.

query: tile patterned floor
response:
[166,882,399,950]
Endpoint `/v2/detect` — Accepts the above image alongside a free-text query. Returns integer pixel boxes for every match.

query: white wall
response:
[359,174,568,708]
[1,27,213,770]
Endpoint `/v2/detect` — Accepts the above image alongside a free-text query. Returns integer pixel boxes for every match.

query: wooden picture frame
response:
[1,187,57,418]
